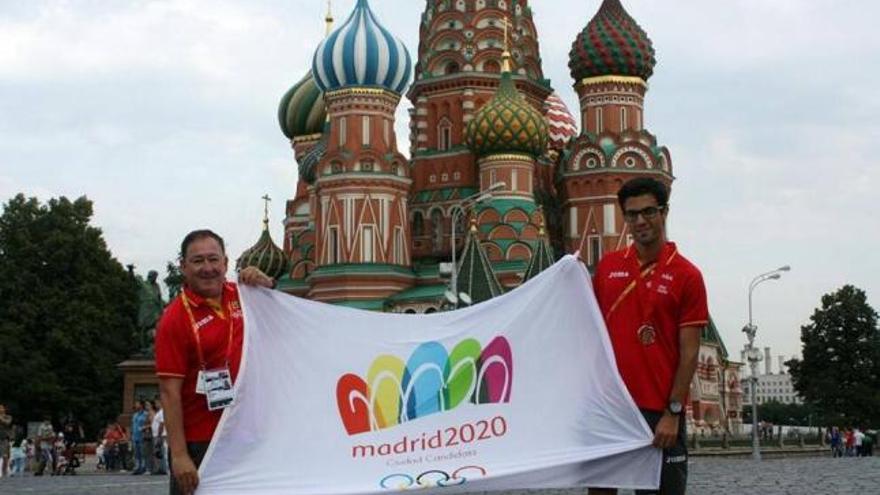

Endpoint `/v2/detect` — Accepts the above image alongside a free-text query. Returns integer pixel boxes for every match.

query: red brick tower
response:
[307,0,415,307]
[407,0,552,261]
[561,0,673,270]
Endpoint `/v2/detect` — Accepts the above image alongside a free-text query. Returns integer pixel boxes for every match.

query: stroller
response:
[54,440,83,475]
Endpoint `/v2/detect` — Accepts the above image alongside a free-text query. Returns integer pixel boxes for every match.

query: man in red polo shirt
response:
[155,229,273,495]
[589,177,708,495]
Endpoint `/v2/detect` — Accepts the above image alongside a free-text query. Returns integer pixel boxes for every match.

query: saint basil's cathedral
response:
[237,0,744,434]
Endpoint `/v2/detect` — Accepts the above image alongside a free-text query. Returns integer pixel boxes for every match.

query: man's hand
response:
[652,413,680,449]
[172,453,200,494]
[239,266,274,288]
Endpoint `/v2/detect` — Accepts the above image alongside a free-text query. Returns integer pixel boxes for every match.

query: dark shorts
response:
[169,442,210,495]
[637,409,688,495]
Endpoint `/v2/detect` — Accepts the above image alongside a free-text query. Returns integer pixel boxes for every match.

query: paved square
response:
[1,456,877,494]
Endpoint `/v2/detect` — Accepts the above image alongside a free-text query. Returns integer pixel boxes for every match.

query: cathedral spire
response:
[325,0,334,36]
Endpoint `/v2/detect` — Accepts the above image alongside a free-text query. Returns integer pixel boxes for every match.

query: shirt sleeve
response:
[679,268,709,328]
[154,304,190,378]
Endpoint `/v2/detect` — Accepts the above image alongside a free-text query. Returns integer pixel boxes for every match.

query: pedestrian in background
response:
[0,403,12,478]
[9,439,26,477]
[152,398,168,475]
[35,417,54,476]
[131,400,147,474]
[142,400,157,475]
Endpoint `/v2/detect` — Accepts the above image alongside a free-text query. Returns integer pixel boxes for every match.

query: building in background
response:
[239,0,743,433]
[741,347,803,406]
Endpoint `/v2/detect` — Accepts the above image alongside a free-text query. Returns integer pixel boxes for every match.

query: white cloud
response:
[1,0,878,363]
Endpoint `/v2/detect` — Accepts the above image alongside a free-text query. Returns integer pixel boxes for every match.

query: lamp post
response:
[450,182,505,308]
[743,265,791,461]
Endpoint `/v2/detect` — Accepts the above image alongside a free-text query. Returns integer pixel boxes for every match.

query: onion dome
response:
[237,204,289,280]
[298,130,328,184]
[312,0,412,95]
[465,61,549,158]
[278,72,327,140]
[543,93,578,151]
[569,0,656,82]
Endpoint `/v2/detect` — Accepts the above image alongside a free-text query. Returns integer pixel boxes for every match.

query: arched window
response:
[483,60,501,74]
[620,107,628,132]
[445,61,460,75]
[595,108,604,133]
[437,118,453,151]
[431,210,444,253]
[413,211,424,237]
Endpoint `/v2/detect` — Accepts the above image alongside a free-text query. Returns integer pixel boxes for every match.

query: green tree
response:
[164,261,183,300]
[0,194,138,436]
[787,285,880,427]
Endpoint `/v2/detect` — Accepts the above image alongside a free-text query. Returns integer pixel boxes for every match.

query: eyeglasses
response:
[623,205,666,223]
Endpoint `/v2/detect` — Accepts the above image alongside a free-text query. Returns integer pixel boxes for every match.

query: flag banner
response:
[197,255,661,494]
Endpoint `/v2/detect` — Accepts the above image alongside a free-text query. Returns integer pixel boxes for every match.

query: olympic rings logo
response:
[380,465,487,490]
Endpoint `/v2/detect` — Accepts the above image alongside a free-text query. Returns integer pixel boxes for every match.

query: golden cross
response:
[325,0,334,36]
[499,15,514,53]
[261,194,272,226]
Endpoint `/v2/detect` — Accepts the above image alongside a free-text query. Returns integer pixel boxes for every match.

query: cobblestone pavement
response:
[1,457,877,494]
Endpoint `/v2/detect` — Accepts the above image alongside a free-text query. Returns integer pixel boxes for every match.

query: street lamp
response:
[743,265,791,461]
[450,182,505,308]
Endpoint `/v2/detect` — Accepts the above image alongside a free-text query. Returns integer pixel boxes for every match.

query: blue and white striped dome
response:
[312,0,412,95]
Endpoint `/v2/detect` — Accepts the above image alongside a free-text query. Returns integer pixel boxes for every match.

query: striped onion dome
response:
[543,92,578,151]
[312,0,412,95]
[465,65,548,158]
[278,71,326,140]
[237,222,289,280]
[569,0,656,82]
[298,131,328,184]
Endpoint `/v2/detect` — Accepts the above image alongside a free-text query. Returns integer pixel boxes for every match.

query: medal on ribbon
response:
[637,324,657,346]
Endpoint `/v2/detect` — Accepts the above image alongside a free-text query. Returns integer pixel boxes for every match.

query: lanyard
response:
[630,243,676,326]
[180,289,235,371]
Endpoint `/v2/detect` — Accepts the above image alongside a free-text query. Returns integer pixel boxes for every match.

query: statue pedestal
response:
[117,357,157,426]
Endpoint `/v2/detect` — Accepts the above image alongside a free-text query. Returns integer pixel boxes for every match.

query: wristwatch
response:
[667,400,683,416]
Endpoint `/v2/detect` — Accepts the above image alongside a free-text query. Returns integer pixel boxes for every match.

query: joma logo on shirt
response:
[195,315,214,329]
[661,273,674,282]
[608,271,629,279]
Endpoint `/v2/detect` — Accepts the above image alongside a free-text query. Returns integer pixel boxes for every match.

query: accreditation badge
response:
[204,367,236,411]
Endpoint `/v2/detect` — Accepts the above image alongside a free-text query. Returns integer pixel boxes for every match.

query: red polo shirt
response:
[593,242,708,412]
[155,282,244,442]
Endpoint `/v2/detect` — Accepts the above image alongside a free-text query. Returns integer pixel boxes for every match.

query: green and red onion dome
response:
[568,0,656,82]
[465,69,549,158]
[236,225,289,280]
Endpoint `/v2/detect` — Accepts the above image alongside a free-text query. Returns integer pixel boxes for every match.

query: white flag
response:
[197,255,661,494]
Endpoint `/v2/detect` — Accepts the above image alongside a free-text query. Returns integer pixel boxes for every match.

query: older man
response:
[155,229,273,495]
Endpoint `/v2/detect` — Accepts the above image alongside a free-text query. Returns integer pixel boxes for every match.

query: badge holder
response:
[202,367,235,411]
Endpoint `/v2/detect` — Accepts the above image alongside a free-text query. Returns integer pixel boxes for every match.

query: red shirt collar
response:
[625,241,679,267]
[182,282,235,308]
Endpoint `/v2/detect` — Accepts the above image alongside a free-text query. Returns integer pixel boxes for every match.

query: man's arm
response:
[652,325,701,449]
[160,378,199,494]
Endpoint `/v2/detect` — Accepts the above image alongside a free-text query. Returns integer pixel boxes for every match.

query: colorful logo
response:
[337,336,513,435]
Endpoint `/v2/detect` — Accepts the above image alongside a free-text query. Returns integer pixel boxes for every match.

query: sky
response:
[1,0,878,365]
